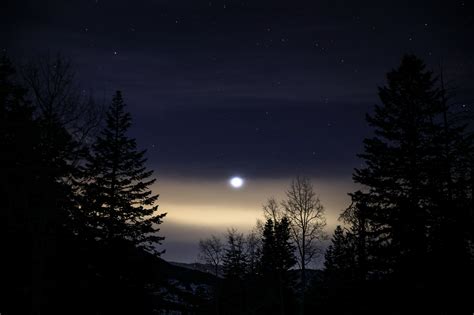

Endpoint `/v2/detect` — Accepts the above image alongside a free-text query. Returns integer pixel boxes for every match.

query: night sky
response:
[3,0,474,263]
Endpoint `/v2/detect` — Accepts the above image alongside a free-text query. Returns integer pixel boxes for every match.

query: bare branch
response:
[281,177,327,285]
[198,234,224,277]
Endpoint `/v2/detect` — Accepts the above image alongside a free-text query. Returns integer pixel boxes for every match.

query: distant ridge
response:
[168,261,224,278]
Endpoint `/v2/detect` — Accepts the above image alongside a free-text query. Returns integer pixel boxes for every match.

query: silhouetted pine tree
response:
[339,191,373,280]
[260,219,277,274]
[274,217,297,273]
[1,55,87,314]
[350,55,448,277]
[81,91,165,252]
[340,54,473,312]
[223,230,247,280]
[324,226,355,281]
[260,218,296,277]
[259,218,296,315]
[221,230,247,314]
[0,54,40,314]
[428,71,474,281]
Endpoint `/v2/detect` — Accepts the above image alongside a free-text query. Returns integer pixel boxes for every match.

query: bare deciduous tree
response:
[198,234,224,278]
[281,177,327,288]
[263,197,282,223]
[21,54,103,146]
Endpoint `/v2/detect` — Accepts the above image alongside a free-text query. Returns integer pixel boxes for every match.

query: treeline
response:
[198,56,474,315]
[198,177,327,314]
[198,216,299,315]
[0,54,166,314]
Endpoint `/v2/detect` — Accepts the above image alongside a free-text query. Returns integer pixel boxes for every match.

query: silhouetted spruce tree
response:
[0,54,41,314]
[81,91,166,251]
[1,55,88,314]
[223,229,247,280]
[427,71,474,282]
[261,218,297,274]
[324,225,355,281]
[259,218,296,314]
[274,217,297,279]
[221,229,247,313]
[341,55,473,312]
[259,219,277,313]
[338,190,374,281]
[349,55,449,277]
[260,219,277,273]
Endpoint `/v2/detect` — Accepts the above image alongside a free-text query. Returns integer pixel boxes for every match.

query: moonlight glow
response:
[230,177,244,188]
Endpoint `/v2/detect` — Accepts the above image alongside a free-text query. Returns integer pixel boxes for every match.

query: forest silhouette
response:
[1,54,473,314]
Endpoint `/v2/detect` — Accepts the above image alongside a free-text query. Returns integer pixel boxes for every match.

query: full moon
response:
[230,177,244,188]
